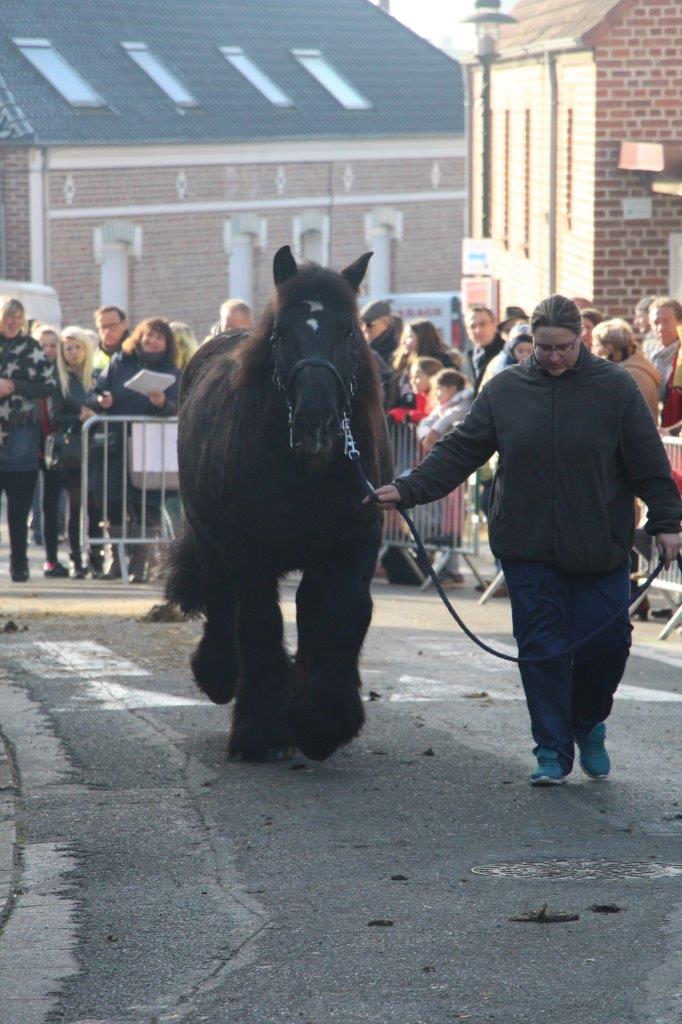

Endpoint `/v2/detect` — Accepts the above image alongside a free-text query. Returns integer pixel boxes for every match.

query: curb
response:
[0,736,17,931]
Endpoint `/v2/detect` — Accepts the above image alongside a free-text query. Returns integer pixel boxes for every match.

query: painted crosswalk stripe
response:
[15,641,150,678]
[82,680,207,710]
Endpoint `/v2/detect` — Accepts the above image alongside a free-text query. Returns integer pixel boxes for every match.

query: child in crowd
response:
[417,369,473,454]
[387,356,442,425]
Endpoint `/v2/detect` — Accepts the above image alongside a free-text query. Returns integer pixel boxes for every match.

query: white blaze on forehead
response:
[305,300,324,312]
[306,318,319,331]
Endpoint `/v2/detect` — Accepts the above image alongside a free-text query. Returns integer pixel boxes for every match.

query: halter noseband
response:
[270,323,360,449]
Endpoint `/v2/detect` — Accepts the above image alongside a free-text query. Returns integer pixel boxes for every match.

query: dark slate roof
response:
[0,0,463,145]
[501,0,625,51]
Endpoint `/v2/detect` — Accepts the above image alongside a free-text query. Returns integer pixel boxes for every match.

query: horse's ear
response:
[273,245,298,286]
[341,251,373,293]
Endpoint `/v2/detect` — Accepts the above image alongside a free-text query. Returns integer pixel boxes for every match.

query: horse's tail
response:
[164,527,208,616]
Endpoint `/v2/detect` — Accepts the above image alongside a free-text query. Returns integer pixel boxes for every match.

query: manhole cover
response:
[471,860,682,881]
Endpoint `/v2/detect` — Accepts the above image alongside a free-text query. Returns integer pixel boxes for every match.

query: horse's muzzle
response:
[293,413,339,456]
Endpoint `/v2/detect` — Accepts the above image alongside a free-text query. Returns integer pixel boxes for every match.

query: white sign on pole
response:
[462,238,494,276]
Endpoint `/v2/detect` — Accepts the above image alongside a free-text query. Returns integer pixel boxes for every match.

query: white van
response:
[364,291,467,351]
[0,281,62,328]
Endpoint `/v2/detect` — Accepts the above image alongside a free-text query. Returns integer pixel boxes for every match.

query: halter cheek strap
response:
[270,327,359,449]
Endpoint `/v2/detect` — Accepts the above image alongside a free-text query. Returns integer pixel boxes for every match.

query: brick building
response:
[0,0,464,333]
[465,0,682,318]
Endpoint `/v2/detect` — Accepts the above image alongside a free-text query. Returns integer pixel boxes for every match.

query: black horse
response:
[166,246,391,762]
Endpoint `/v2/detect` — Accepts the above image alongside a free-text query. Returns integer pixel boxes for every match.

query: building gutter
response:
[463,62,473,238]
[547,51,558,294]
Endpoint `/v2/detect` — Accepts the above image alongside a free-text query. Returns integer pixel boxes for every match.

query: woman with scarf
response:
[0,297,56,581]
[90,318,180,582]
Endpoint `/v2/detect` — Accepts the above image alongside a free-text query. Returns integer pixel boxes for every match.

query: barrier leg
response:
[478,568,506,605]
[657,602,682,641]
[461,552,488,589]
[420,549,450,591]
[117,540,129,587]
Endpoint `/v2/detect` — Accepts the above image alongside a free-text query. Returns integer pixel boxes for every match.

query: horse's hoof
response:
[227,745,294,764]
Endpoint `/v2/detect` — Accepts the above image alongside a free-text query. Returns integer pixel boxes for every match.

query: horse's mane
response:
[190,263,388,491]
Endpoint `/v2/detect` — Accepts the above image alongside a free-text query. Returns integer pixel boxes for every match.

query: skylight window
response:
[220,47,293,107]
[292,49,371,110]
[14,38,104,107]
[121,42,197,106]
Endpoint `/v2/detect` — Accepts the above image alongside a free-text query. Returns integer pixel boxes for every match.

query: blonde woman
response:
[170,321,198,371]
[51,327,95,578]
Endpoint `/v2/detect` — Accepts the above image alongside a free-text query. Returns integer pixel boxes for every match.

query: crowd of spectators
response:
[0,284,680,588]
[0,295,251,583]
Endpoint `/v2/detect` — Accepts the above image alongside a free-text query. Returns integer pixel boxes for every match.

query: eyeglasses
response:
[534,337,579,357]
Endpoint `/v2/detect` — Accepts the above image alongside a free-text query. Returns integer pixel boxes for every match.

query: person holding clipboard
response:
[87,318,180,581]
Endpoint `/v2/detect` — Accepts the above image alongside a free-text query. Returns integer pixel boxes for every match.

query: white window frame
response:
[292,211,330,266]
[291,49,371,110]
[121,42,197,106]
[364,207,403,297]
[93,221,143,312]
[14,38,105,107]
[219,47,293,107]
[223,214,267,309]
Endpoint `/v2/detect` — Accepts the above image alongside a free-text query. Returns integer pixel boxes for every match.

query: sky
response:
[376,0,517,50]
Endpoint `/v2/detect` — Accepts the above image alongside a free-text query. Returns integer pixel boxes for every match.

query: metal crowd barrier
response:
[381,420,485,589]
[642,436,682,639]
[80,415,180,585]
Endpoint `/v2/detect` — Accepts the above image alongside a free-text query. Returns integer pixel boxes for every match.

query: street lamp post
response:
[461,1,516,239]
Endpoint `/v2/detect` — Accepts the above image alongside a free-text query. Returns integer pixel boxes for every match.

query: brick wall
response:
[1,148,30,281]
[555,54,596,303]
[592,0,682,315]
[473,60,552,316]
[47,153,465,336]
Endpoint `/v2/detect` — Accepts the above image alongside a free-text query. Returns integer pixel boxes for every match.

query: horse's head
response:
[270,246,372,457]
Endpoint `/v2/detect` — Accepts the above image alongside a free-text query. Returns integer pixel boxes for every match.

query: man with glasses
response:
[370,295,682,787]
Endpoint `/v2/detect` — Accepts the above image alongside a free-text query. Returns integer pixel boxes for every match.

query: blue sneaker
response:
[578,723,610,780]
[530,747,567,786]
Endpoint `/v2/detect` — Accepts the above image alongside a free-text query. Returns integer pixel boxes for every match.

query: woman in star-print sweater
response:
[0,296,56,582]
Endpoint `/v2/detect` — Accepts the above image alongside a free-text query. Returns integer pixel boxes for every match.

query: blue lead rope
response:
[348,449,680,665]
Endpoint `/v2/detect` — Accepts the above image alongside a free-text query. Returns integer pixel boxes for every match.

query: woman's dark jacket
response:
[87,349,180,503]
[52,372,91,433]
[393,347,682,575]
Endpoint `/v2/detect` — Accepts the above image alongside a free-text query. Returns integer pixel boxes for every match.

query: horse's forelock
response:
[275,264,358,319]
[232,265,360,389]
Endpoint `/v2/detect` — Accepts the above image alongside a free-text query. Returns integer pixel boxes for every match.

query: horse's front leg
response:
[290,546,375,761]
[229,574,294,762]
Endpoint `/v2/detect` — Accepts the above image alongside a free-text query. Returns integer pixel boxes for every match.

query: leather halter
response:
[270,323,359,448]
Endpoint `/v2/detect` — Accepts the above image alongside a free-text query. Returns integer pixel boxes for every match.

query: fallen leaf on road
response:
[2,620,18,633]
[589,904,624,914]
[510,904,579,924]
[422,748,435,757]
[464,691,489,699]
[368,691,382,701]
[368,919,394,927]
[391,874,408,881]
[289,763,308,771]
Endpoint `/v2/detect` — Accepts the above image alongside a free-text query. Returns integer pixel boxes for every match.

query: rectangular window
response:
[292,49,371,109]
[523,109,531,258]
[503,110,510,249]
[14,38,104,107]
[121,42,197,106]
[220,47,293,107]
[566,108,574,231]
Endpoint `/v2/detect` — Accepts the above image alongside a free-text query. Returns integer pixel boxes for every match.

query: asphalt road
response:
[0,560,680,1024]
